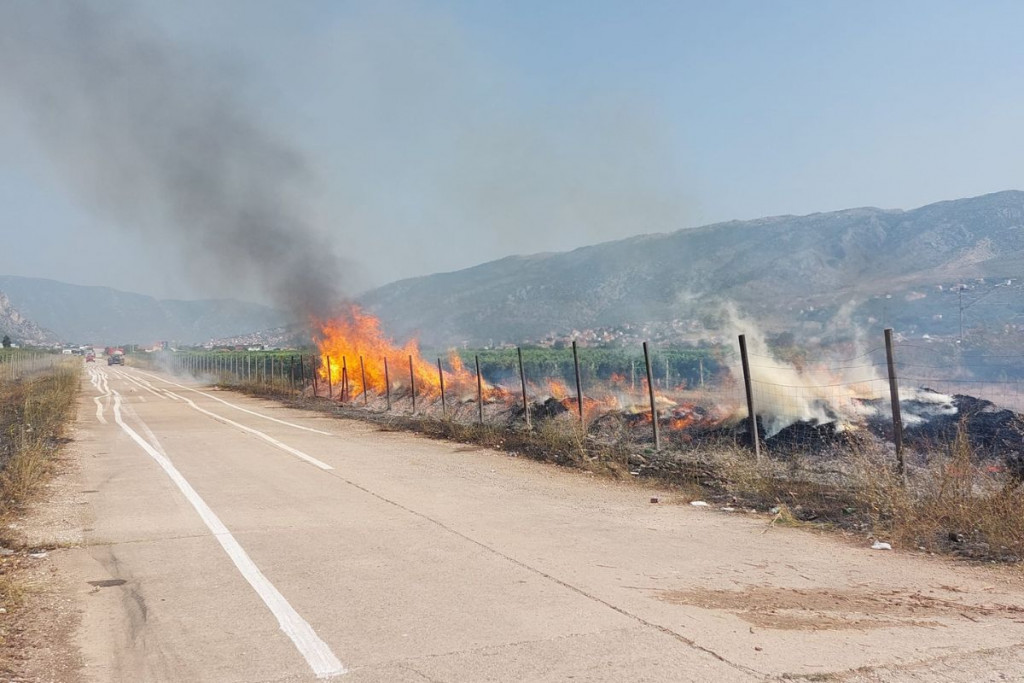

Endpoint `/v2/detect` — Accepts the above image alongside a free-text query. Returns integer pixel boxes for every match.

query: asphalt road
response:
[49,365,1024,681]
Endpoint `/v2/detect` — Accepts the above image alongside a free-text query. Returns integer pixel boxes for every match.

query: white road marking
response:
[110,390,346,678]
[112,369,169,400]
[89,368,109,424]
[133,369,332,435]
[159,388,334,471]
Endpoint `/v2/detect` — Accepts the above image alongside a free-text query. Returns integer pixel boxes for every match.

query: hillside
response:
[0,276,287,345]
[0,291,57,346]
[360,191,1024,346]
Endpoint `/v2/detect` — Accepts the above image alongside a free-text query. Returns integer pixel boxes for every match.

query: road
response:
[36,365,1024,681]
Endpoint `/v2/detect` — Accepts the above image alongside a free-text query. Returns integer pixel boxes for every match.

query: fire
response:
[314,305,503,400]
[547,379,570,399]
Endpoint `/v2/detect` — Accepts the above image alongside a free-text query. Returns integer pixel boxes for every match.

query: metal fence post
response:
[643,341,660,450]
[517,347,530,429]
[409,355,416,414]
[738,334,761,460]
[475,355,484,424]
[438,359,447,418]
[572,340,584,425]
[884,328,906,479]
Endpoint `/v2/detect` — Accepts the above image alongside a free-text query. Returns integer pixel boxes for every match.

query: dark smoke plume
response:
[0,2,346,319]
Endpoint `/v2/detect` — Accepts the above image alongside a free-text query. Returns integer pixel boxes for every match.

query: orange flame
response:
[314,305,504,400]
[547,379,570,399]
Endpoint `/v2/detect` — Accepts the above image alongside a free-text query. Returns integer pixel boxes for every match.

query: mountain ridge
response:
[359,190,1024,346]
[0,276,287,344]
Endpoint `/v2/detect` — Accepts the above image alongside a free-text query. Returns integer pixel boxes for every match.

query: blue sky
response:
[1,1,1022,302]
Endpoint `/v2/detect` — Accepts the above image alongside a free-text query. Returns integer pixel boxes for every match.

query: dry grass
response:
[0,361,79,662]
[0,362,80,525]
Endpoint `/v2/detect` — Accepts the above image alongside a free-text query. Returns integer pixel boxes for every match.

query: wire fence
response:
[0,350,67,383]
[160,327,1024,477]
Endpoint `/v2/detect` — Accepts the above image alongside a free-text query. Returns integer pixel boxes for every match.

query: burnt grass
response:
[227,380,1024,564]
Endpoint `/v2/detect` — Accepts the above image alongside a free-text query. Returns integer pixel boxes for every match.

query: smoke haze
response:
[0,2,347,319]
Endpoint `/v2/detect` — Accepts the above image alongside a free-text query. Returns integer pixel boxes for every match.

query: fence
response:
[163,326,1024,475]
[0,350,66,383]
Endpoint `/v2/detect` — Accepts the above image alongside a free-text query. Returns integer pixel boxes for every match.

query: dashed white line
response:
[110,389,346,678]
[133,369,332,435]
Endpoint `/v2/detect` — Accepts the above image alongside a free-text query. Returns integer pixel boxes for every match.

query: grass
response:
[0,360,80,662]
[0,361,80,527]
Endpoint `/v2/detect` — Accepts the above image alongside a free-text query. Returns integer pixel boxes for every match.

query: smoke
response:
[718,303,961,435]
[0,2,346,319]
[720,304,884,435]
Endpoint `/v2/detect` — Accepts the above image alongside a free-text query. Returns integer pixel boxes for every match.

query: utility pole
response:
[958,285,964,347]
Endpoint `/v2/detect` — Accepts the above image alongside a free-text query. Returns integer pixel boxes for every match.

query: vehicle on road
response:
[107,353,124,366]
[85,353,95,362]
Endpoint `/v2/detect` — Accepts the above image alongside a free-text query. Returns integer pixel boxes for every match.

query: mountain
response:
[0,276,287,345]
[359,191,1024,346]
[0,290,58,346]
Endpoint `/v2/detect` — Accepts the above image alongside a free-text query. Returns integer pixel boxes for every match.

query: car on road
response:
[107,354,124,366]
[85,353,96,362]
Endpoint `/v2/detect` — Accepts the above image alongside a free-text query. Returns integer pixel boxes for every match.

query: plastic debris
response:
[871,541,892,551]
[690,501,709,507]
[28,551,48,559]
[721,507,736,512]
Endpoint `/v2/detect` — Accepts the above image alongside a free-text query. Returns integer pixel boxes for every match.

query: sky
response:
[1,0,1022,305]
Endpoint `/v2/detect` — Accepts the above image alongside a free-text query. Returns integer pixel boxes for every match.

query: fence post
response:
[299,355,306,390]
[311,356,318,396]
[384,357,391,411]
[475,355,484,424]
[360,355,368,406]
[341,356,349,402]
[572,340,584,426]
[643,341,660,450]
[326,357,333,399]
[409,355,416,414]
[738,334,761,460]
[437,359,447,418]
[517,347,530,429]
[884,328,906,479]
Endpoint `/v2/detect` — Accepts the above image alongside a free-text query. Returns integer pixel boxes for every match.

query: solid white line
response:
[159,389,334,471]
[111,390,346,678]
[133,369,332,435]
